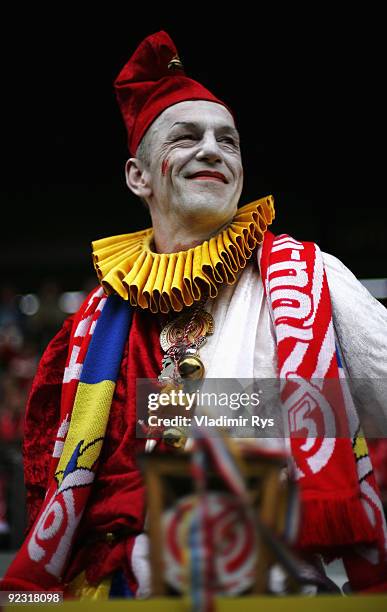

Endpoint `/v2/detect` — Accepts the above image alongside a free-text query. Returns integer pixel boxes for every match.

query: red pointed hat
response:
[114,30,233,155]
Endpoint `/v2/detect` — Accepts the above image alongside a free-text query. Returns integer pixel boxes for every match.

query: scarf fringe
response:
[297,495,378,554]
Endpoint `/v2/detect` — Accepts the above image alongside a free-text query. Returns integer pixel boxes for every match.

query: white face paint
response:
[136,100,244,249]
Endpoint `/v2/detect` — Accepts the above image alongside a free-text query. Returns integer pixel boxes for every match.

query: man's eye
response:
[220,137,236,145]
[175,134,195,141]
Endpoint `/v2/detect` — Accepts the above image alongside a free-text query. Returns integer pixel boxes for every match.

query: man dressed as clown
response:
[2,31,387,597]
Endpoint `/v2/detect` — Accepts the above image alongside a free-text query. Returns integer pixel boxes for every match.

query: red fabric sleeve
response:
[22,315,74,535]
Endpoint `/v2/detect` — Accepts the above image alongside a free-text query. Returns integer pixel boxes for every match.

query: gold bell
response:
[105,532,116,544]
[163,427,187,450]
[168,54,184,71]
[178,355,204,380]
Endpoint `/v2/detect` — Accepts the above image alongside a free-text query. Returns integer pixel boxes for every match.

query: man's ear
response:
[125,158,152,199]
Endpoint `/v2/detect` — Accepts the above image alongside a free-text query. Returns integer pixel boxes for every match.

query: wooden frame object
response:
[141,449,289,596]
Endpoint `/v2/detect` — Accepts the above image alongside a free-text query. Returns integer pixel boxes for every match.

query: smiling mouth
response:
[187,171,228,183]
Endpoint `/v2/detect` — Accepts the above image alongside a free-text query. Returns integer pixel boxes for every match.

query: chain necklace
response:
[158,294,214,385]
[145,295,214,449]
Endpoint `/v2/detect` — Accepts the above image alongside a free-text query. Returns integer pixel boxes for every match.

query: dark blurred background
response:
[1,9,385,291]
[0,8,386,554]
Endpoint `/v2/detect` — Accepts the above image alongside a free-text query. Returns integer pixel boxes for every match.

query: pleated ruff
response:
[91,196,275,313]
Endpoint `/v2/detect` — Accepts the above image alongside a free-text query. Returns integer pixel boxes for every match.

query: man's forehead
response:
[159,100,236,131]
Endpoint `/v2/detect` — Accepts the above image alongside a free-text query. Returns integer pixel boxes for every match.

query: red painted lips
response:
[187,171,228,183]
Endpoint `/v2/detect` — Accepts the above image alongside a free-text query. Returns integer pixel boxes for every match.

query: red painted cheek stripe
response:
[161,158,169,176]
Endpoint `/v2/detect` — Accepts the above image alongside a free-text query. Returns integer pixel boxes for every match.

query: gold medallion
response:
[160,310,214,352]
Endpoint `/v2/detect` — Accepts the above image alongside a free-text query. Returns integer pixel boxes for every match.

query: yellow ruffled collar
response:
[92,195,275,313]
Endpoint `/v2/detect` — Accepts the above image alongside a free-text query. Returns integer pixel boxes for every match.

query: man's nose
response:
[195,133,222,163]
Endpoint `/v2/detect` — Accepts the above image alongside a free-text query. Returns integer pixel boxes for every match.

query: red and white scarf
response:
[260,232,387,588]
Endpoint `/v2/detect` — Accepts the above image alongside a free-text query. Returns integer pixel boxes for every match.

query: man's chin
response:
[175,200,236,232]
[181,197,234,215]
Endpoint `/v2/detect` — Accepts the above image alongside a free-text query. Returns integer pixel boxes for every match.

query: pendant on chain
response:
[158,304,214,384]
